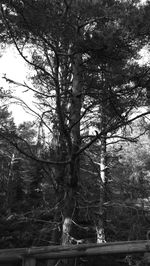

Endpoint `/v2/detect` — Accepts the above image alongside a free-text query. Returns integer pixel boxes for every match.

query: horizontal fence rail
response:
[0,240,150,262]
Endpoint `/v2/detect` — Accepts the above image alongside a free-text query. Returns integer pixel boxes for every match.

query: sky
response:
[0,46,35,125]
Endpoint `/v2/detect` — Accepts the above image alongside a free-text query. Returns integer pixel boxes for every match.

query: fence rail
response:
[0,240,150,264]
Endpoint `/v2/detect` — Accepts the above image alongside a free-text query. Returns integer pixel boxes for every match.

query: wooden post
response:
[22,257,36,266]
[144,253,150,265]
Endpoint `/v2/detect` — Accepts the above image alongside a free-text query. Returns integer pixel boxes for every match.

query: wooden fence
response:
[0,240,150,265]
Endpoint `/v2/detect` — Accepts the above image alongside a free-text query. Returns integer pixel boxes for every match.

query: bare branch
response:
[0,131,70,165]
[76,110,150,156]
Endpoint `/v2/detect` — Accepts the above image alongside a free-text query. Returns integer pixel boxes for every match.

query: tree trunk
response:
[48,51,82,265]
[60,53,82,266]
[96,133,107,243]
[6,153,15,215]
[96,75,107,243]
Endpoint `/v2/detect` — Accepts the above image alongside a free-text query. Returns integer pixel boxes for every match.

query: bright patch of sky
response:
[0,45,36,125]
[141,0,148,3]
[138,46,150,65]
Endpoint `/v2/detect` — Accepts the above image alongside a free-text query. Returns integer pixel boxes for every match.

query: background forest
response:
[0,0,150,254]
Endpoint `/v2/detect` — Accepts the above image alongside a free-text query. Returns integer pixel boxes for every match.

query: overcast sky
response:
[0,46,35,125]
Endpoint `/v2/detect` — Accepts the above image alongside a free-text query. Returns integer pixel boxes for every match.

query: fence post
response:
[144,253,150,265]
[22,257,36,266]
